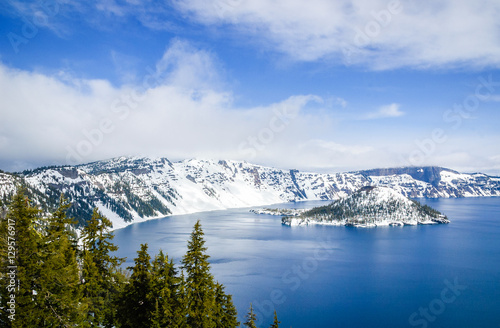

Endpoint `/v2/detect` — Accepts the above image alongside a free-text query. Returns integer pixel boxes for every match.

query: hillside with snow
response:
[0,157,498,228]
[282,186,450,227]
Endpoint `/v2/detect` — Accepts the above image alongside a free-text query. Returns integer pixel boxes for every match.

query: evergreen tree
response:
[0,192,15,328]
[243,303,258,328]
[150,250,170,327]
[182,220,216,327]
[117,243,154,328]
[37,195,85,326]
[0,188,43,327]
[0,193,246,328]
[150,250,186,328]
[0,190,86,327]
[176,270,189,327]
[81,208,124,327]
[214,282,239,328]
[270,310,280,328]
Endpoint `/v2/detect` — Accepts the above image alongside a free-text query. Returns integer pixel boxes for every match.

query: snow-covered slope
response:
[0,172,17,198]
[0,158,498,228]
[282,186,450,227]
[359,167,500,198]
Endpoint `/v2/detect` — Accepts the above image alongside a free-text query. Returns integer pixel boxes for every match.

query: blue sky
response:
[1,0,500,174]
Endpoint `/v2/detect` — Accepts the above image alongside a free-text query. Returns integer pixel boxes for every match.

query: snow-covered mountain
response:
[0,157,499,228]
[282,186,450,227]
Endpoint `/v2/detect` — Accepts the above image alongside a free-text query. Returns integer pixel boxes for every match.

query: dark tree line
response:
[0,188,281,327]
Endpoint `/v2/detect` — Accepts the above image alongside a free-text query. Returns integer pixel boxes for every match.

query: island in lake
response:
[277,186,450,227]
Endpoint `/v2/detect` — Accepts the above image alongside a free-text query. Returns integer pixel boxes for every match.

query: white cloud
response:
[174,0,500,70]
[0,39,405,173]
[0,41,327,171]
[2,0,77,38]
[301,139,373,156]
[155,39,224,90]
[95,0,128,16]
[292,139,402,172]
[1,40,498,174]
[6,0,500,70]
[93,0,179,31]
[7,0,499,70]
[363,103,404,119]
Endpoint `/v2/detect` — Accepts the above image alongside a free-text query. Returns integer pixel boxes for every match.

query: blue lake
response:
[113,197,500,327]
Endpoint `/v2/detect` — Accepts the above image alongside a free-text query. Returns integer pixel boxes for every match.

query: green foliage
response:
[243,303,258,328]
[37,195,85,326]
[112,181,170,219]
[150,250,186,328]
[116,222,243,327]
[0,191,261,328]
[0,189,87,327]
[52,185,134,226]
[2,188,43,327]
[270,310,280,328]
[81,208,125,327]
[412,199,446,218]
[214,282,240,328]
[115,221,241,328]
[117,243,154,328]
[182,220,217,327]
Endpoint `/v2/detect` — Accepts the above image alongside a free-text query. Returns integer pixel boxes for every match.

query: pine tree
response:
[81,208,124,327]
[150,250,170,328]
[0,190,87,327]
[150,250,186,328]
[214,282,239,328]
[182,220,216,327]
[117,243,154,328]
[176,270,189,327]
[0,192,15,328]
[270,310,280,328]
[37,195,85,326]
[0,188,43,327]
[243,303,258,328]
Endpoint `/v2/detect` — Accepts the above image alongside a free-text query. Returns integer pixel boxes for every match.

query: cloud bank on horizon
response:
[1,0,500,174]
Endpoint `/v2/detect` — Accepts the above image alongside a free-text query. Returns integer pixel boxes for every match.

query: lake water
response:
[113,197,500,328]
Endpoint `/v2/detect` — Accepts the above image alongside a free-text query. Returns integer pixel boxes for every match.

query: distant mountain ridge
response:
[1,157,499,228]
[354,166,453,187]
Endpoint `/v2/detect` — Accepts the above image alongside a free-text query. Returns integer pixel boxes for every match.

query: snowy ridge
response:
[0,158,498,228]
[282,186,450,227]
[0,172,17,198]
